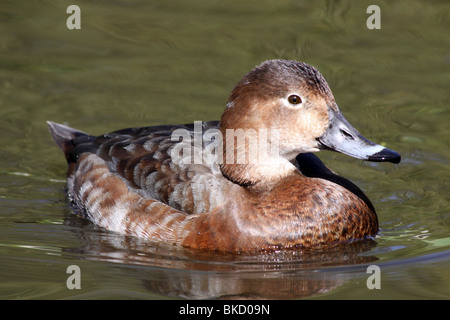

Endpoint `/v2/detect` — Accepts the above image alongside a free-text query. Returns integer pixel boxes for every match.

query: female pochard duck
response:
[48,59,400,252]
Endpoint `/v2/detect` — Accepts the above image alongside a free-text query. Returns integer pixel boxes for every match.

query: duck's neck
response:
[218,125,298,187]
[218,100,300,188]
[220,159,297,188]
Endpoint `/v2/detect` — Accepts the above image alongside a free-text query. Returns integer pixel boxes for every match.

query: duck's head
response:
[219,59,400,186]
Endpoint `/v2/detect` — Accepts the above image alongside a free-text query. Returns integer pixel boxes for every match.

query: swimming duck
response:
[48,59,400,252]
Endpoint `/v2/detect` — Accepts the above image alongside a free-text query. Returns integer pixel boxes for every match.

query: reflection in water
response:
[63,213,378,299]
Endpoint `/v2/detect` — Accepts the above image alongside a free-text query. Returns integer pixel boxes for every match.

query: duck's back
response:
[49,121,233,215]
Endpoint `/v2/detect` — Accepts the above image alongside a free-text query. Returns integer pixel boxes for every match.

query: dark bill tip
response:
[367,148,401,164]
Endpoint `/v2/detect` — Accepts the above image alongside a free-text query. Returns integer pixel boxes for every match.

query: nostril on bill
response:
[340,128,354,140]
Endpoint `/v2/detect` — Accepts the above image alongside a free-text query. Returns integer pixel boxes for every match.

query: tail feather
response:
[47,121,96,162]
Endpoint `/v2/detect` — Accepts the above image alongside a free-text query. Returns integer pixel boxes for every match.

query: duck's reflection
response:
[64,213,378,299]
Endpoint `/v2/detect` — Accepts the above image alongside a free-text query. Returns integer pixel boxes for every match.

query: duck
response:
[48,59,400,253]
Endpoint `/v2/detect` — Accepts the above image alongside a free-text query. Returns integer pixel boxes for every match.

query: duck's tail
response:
[47,121,96,163]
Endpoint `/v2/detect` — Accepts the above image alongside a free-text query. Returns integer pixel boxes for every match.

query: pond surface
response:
[1,0,449,299]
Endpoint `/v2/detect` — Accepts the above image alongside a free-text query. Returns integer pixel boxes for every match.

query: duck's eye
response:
[288,95,302,105]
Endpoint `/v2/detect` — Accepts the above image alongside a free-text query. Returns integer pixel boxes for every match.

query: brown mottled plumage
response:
[48,60,400,253]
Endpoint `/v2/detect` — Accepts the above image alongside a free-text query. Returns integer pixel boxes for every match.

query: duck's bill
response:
[317,107,401,164]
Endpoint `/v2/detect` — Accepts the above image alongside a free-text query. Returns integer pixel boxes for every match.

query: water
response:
[1,0,449,300]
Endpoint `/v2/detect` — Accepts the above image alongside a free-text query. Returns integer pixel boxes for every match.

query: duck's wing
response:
[48,121,232,214]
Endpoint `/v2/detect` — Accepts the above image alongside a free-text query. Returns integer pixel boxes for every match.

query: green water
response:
[0,0,449,300]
